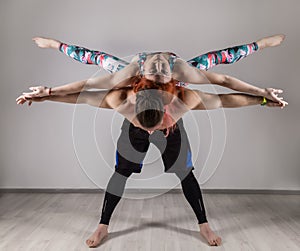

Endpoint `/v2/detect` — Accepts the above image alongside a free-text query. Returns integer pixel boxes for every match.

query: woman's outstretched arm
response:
[173,59,285,105]
[22,62,138,98]
[33,37,130,73]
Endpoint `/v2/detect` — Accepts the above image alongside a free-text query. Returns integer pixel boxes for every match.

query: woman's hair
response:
[131,76,185,132]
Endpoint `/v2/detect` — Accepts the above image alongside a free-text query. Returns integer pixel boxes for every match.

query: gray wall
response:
[1,0,299,190]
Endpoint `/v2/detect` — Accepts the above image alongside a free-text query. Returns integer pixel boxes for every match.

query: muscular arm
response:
[18,88,129,109]
[181,88,283,110]
[17,88,137,121]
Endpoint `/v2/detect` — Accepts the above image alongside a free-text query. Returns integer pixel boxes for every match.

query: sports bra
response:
[137,52,178,76]
[137,52,187,87]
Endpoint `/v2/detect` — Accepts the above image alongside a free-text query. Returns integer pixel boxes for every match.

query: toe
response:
[209,239,215,246]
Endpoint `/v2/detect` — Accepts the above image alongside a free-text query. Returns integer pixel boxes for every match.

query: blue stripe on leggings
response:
[115,151,119,168]
[186,149,193,168]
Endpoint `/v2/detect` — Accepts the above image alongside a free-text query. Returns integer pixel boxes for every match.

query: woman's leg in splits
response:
[59,42,129,73]
[86,120,150,248]
[33,37,129,73]
[187,34,285,70]
[187,42,258,70]
[34,34,285,74]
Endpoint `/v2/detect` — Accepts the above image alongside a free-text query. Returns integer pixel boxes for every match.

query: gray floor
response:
[0,192,299,251]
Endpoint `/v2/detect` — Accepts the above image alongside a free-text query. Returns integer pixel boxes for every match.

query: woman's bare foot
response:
[199,222,222,246]
[86,224,109,248]
[256,34,285,49]
[32,37,61,49]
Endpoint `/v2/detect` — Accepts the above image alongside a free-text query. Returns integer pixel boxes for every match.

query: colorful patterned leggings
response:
[59,42,258,74]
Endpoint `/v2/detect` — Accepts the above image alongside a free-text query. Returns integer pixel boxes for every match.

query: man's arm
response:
[17,88,129,109]
[181,89,285,110]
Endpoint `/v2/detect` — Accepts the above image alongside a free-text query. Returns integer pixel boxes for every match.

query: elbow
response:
[220,75,230,86]
[211,74,230,87]
[219,94,232,108]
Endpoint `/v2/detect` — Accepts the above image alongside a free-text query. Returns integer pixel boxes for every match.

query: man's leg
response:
[155,119,222,246]
[175,171,207,224]
[86,168,134,248]
[100,169,134,225]
[86,119,150,248]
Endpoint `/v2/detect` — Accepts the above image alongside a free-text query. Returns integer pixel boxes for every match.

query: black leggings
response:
[100,169,207,225]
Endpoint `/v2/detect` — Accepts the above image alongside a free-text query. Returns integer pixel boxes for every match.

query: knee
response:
[175,170,195,183]
[115,169,134,178]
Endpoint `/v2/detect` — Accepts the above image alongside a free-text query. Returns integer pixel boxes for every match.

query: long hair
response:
[131,76,185,135]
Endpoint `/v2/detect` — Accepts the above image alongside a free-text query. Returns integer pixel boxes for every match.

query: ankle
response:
[199,222,209,228]
[97,223,109,231]
[256,39,265,50]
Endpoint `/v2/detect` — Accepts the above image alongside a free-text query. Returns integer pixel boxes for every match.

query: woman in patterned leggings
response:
[19,34,286,247]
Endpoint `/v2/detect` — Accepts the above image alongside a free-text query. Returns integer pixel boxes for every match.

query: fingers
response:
[267,100,288,108]
[29,86,39,91]
[266,88,283,96]
[16,94,34,105]
[271,95,284,104]
[16,96,26,105]
[269,90,287,105]
[273,89,283,94]
[16,95,26,104]
[22,87,40,97]
[22,92,35,98]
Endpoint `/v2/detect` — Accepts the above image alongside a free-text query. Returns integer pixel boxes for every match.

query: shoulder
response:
[104,87,132,108]
[175,87,202,109]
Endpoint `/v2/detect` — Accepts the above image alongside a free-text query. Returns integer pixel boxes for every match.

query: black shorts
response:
[115,118,195,175]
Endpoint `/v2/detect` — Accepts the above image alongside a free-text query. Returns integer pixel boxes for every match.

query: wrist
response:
[46,87,52,96]
[257,88,266,96]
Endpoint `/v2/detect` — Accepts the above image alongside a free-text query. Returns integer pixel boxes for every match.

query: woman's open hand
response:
[22,86,50,98]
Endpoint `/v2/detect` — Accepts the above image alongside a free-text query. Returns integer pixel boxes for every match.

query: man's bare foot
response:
[256,34,285,49]
[86,224,108,248]
[199,222,222,246]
